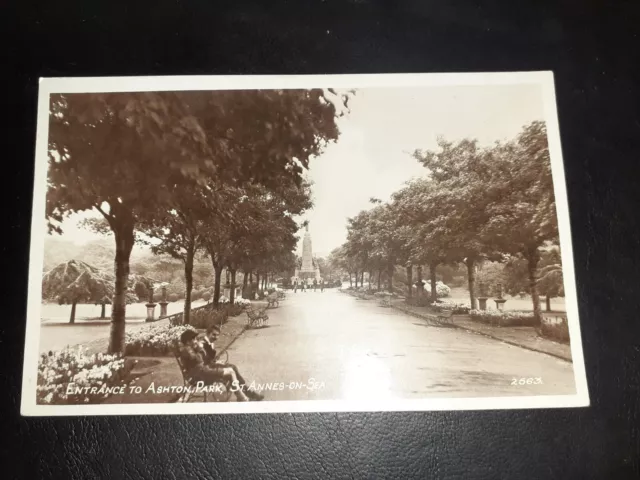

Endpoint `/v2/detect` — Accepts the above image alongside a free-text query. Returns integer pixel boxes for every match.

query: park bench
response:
[246,307,269,328]
[436,309,455,325]
[266,292,279,308]
[173,348,231,403]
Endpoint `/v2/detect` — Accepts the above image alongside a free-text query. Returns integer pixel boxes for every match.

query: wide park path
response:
[228,289,576,401]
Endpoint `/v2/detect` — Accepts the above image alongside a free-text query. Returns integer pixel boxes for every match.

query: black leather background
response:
[3,1,640,478]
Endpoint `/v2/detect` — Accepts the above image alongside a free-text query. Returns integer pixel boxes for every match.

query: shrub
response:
[124,324,197,356]
[189,305,228,330]
[168,293,179,303]
[37,347,132,405]
[424,281,451,298]
[540,316,570,344]
[191,290,202,301]
[405,296,433,307]
[224,304,245,317]
[469,309,537,327]
[201,292,212,303]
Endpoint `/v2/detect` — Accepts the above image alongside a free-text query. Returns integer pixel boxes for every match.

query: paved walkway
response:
[227,289,576,401]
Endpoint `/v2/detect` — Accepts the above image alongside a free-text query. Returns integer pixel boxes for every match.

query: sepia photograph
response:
[21,73,589,415]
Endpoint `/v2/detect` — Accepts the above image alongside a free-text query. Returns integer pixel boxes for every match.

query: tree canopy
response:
[335,120,562,323]
[42,260,150,322]
[47,89,349,350]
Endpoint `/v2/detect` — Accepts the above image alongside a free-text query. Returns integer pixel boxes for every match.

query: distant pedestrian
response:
[294,281,298,293]
[320,280,324,292]
[301,282,306,292]
[313,279,317,292]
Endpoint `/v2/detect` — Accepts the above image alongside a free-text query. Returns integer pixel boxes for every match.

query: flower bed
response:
[469,309,537,327]
[189,305,229,329]
[124,324,197,356]
[219,296,250,307]
[37,347,132,405]
[430,301,470,314]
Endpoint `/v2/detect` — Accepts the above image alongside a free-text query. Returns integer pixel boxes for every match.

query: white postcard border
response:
[21,71,590,416]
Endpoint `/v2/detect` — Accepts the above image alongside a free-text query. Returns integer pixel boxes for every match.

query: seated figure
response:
[201,325,264,401]
[178,330,262,402]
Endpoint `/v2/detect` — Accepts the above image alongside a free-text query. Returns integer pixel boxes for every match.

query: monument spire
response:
[292,221,322,284]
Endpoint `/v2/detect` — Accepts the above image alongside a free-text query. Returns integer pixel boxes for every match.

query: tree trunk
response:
[429,261,438,302]
[100,303,106,319]
[256,272,261,292]
[416,265,423,298]
[213,264,223,306]
[377,270,382,290]
[349,273,353,287]
[354,270,358,288]
[388,265,394,291]
[369,270,373,289]
[466,257,477,310]
[230,269,237,304]
[546,295,551,312]
[525,246,542,325]
[183,241,195,324]
[406,265,413,299]
[361,271,365,287]
[108,221,134,354]
[242,272,249,298]
[70,300,77,324]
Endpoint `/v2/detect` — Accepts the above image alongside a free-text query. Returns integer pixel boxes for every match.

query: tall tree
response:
[48,89,348,352]
[392,179,451,302]
[413,138,502,308]
[139,183,224,324]
[480,121,557,323]
[48,93,216,351]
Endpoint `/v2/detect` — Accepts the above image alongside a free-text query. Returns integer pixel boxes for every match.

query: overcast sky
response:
[49,83,545,258]
[300,83,544,257]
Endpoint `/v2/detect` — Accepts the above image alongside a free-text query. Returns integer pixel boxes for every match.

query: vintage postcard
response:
[21,72,589,416]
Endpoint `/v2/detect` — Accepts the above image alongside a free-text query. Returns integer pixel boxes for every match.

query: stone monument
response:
[292,223,322,285]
